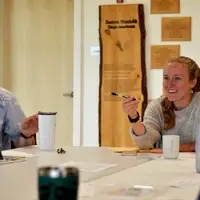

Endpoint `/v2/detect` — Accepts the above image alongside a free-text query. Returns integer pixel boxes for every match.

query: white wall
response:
[81,0,200,146]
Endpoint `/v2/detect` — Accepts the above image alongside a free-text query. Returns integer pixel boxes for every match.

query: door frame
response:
[73,0,82,146]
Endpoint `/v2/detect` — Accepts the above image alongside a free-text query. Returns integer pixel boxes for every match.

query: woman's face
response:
[163,62,196,103]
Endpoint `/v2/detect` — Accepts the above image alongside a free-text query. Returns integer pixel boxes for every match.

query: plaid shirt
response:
[0,88,25,150]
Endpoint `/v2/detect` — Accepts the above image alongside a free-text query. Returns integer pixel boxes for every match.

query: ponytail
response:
[193,69,200,92]
[161,97,176,130]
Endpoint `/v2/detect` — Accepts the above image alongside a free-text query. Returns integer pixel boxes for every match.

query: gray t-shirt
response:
[130,92,200,149]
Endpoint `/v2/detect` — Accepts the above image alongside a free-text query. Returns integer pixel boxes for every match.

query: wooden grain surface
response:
[99,4,147,148]
[151,0,180,14]
[162,17,191,41]
[151,45,180,69]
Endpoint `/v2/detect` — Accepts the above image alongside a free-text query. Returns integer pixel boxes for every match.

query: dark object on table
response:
[0,150,3,160]
[38,166,79,200]
[57,148,66,154]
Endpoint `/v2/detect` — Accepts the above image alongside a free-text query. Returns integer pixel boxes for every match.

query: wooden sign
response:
[151,0,180,14]
[151,45,180,69]
[99,4,148,148]
[162,17,191,41]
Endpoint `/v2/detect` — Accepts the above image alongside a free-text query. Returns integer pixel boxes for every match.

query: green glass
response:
[38,166,79,200]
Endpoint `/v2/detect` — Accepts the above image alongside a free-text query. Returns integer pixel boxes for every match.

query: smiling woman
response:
[123,56,200,152]
[162,56,200,130]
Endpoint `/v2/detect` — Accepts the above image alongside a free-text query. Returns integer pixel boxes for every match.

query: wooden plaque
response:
[162,17,191,41]
[151,0,180,14]
[151,45,180,69]
[99,4,148,148]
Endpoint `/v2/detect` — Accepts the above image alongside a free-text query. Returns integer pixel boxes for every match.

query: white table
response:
[0,146,154,200]
[79,153,200,200]
[0,146,198,200]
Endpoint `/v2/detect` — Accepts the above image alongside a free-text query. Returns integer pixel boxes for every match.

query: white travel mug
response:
[162,135,180,159]
[38,111,57,150]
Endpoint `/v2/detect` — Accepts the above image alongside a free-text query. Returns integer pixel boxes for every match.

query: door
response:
[6,0,74,147]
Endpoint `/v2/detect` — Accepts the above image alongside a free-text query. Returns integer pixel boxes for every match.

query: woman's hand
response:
[122,96,140,119]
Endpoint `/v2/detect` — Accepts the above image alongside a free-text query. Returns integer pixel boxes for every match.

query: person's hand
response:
[21,113,38,137]
[179,143,195,152]
[123,96,140,119]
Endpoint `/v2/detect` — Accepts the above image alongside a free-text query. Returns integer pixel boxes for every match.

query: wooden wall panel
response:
[151,45,180,69]
[162,17,191,41]
[99,4,148,147]
[151,0,180,14]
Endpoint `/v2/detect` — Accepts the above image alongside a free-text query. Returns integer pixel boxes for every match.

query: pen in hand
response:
[111,92,136,100]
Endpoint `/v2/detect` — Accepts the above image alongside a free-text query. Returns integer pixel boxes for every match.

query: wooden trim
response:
[98,5,102,146]
[138,4,148,121]
[3,0,12,90]
[73,0,82,146]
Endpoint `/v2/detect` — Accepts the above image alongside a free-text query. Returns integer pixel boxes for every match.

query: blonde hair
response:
[161,56,200,130]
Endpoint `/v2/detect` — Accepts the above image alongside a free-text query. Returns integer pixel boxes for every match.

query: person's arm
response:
[129,99,162,149]
[4,96,35,148]
[179,143,195,152]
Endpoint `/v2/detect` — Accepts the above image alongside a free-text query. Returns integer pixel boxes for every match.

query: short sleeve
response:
[4,97,26,140]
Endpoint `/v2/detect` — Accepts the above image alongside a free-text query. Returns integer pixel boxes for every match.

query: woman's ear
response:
[190,78,197,89]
